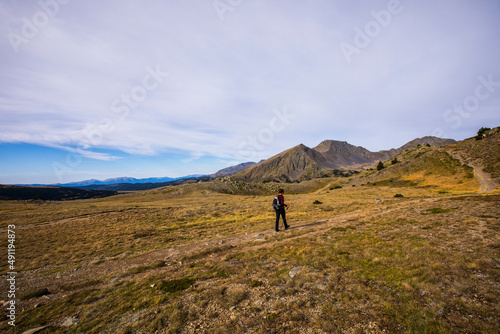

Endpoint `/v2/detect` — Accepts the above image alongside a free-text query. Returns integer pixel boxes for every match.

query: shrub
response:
[394,194,404,198]
[149,260,166,269]
[128,265,148,274]
[313,200,323,205]
[391,157,399,165]
[475,127,491,140]
[376,161,385,171]
[159,277,196,293]
[250,279,263,287]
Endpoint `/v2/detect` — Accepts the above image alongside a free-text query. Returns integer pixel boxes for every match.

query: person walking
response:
[273,188,289,232]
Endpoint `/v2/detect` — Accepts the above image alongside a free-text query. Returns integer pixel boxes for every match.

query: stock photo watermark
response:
[340,0,411,64]
[238,106,296,160]
[51,64,169,183]
[6,224,17,326]
[433,74,499,137]
[213,0,244,21]
[7,0,73,53]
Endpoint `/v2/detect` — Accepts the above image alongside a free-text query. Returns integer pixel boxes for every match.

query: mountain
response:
[73,176,212,191]
[233,137,456,183]
[212,161,258,178]
[398,136,456,151]
[21,175,205,188]
[50,164,257,189]
[58,175,205,187]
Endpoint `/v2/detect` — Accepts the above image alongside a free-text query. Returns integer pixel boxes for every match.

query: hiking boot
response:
[285,225,290,230]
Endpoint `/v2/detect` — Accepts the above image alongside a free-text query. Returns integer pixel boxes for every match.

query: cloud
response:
[1,0,499,164]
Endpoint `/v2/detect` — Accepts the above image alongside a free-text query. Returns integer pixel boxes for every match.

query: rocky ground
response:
[1,189,499,333]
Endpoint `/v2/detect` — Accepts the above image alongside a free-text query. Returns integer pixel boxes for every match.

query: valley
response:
[0,131,498,333]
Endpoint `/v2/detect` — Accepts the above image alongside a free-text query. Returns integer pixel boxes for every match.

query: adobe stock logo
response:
[433,74,499,137]
[6,0,72,53]
[340,0,411,64]
[237,106,295,160]
[213,0,244,21]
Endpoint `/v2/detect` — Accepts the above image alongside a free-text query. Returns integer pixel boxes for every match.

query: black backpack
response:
[272,196,283,210]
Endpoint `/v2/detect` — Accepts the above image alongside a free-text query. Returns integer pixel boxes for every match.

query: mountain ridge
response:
[10,136,457,190]
[18,175,205,188]
[233,136,456,183]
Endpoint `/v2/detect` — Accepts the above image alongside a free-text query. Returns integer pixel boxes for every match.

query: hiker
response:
[273,188,289,232]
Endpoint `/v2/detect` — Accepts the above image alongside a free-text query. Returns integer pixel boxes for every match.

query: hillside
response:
[2,132,499,333]
[343,128,499,193]
[212,162,257,178]
[345,145,480,193]
[445,127,500,187]
[233,137,455,183]
[1,178,498,333]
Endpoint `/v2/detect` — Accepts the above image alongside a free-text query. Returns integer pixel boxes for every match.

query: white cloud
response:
[1,0,499,163]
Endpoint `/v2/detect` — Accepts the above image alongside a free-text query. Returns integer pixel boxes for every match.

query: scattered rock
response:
[150,284,156,288]
[21,326,48,334]
[289,267,303,278]
[256,233,265,237]
[61,316,79,327]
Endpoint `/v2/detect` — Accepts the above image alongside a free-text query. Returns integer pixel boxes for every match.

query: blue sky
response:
[1,0,499,184]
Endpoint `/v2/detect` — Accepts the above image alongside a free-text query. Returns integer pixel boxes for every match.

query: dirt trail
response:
[447,151,498,193]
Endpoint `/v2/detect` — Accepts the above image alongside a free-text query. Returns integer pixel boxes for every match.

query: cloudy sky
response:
[1,0,499,184]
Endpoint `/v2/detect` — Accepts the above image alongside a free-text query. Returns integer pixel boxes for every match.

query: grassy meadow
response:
[0,147,499,333]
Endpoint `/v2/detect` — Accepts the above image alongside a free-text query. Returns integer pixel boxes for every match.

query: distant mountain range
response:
[3,129,498,200]
[233,137,456,183]
[62,175,206,187]
[10,136,456,192]
[20,175,205,188]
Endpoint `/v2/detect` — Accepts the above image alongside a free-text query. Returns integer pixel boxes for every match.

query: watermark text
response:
[7,225,17,326]
[7,0,72,53]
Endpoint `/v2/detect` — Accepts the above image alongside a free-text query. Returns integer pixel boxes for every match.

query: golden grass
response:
[0,181,498,333]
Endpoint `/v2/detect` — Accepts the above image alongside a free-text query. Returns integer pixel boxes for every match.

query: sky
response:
[0,0,499,184]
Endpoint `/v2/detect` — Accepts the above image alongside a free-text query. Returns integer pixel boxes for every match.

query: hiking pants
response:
[275,209,287,231]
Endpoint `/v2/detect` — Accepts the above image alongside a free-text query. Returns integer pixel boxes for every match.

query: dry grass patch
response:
[0,188,498,333]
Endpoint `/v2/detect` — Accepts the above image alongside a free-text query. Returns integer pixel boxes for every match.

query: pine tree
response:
[377,161,384,171]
